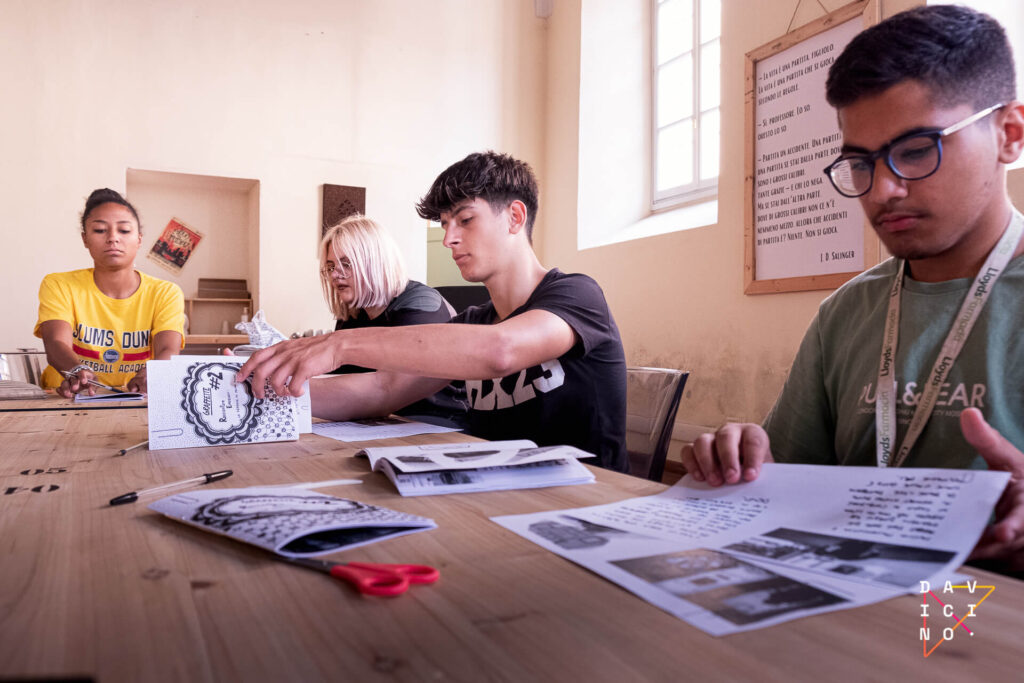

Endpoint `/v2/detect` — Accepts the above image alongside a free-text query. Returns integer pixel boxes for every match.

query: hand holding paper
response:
[680,422,772,486]
[962,407,1024,568]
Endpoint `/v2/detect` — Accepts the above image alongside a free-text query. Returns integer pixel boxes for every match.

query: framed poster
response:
[321,184,366,237]
[148,217,203,274]
[744,0,880,294]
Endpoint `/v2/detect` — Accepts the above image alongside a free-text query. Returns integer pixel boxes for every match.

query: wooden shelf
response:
[186,297,253,304]
[185,334,249,345]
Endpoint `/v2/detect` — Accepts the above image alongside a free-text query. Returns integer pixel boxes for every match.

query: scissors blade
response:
[284,557,336,574]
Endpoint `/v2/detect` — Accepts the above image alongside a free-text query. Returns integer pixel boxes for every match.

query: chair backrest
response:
[625,367,689,481]
[0,350,47,387]
[435,285,491,314]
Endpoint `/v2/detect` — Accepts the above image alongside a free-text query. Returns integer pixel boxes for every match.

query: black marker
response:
[109,470,233,506]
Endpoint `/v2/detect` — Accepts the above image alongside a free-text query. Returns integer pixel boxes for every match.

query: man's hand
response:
[236,335,339,398]
[962,407,1024,569]
[57,367,97,399]
[680,422,773,486]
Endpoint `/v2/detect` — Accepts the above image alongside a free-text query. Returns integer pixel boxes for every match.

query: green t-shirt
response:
[765,252,1024,469]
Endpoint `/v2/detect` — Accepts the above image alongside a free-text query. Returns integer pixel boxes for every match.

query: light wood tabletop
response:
[1,409,1021,682]
[0,392,147,412]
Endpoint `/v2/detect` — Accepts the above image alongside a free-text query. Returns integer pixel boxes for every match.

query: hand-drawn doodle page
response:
[147,357,299,450]
[149,487,436,557]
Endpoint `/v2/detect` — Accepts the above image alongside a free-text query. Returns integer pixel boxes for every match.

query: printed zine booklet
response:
[147,356,312,450]
[149,486,436,558]
[356,440,596,496]
[74,390,145,403]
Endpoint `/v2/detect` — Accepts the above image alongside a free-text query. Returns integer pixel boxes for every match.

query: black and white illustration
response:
[528,515,631,551]
[360,440,596,496]
[723,528,956,589]
[147,356,303,450]
[149,487,437,558]
[613,549,848,626]
[358,440,592,474]
[180,362,263,444]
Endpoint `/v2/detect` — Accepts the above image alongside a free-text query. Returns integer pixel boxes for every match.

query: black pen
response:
[60,370,118,392]
[109,470,234,506]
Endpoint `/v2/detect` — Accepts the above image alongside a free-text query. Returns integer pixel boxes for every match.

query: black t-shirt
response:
[454,269,627,472]
[331,280,467,424]
[333,280,451,372]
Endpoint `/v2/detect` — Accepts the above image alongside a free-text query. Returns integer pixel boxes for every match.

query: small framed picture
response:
[148,218,203,273]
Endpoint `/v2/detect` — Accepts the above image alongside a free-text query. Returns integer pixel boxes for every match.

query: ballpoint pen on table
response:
[118,440,149,456]
[109,470,234,506]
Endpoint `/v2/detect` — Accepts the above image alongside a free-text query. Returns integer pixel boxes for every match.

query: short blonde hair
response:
[319,215,409,321]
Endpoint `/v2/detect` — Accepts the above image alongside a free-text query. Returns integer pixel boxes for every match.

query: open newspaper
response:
[356,439,596,496]
[149,486,436,558]
[146,356,312,450]
[492,463,1009,636]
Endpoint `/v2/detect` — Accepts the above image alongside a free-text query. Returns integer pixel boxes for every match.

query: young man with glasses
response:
[683,5,1024,570]
[239,151,629,472]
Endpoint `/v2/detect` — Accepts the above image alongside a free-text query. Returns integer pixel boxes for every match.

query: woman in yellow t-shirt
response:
[34,188,185,397]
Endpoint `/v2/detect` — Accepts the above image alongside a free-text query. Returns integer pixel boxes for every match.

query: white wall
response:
[1,0,546,349]
[540,0,923,441]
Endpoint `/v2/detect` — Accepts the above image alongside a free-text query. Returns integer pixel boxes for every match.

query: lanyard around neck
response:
[875,211,1024,468]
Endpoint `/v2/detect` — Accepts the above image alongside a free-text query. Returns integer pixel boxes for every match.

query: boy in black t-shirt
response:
[239,151,628,471]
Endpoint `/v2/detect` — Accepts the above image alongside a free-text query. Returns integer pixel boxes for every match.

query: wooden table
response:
[0,392,147,412]
[1,409,1021,682]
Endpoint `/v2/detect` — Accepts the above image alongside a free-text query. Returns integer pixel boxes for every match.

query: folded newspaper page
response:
[492,463,1008,636]
[356,440,596,496]
[150,486,436,558]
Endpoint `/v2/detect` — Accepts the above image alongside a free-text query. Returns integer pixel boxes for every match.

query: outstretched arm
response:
[38,320,96,398]
[310,371,450,422]
[237,309,576,398]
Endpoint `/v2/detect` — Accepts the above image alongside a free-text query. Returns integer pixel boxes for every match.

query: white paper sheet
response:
[312,416,461,442]
[492,464,1008,636]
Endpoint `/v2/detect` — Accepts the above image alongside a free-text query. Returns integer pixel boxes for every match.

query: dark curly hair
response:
[826,5,1015,111]
[80,188,142,233]
[416,151,539,243]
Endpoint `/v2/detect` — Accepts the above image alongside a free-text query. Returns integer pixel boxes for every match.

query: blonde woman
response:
[319,215,467,425]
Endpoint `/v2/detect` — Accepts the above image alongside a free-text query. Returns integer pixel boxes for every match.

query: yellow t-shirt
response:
[34,269,185,389]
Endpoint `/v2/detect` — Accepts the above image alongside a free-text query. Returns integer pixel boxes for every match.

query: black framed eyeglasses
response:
[822,102,1005,198]
[320,259,353,278]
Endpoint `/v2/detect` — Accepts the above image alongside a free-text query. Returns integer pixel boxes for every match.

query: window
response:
[652,0,721,210]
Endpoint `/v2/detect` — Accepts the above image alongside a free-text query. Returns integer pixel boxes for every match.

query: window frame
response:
[651,0,720,211]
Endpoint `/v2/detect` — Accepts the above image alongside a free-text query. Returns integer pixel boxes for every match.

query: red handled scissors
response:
[285,557,440,597]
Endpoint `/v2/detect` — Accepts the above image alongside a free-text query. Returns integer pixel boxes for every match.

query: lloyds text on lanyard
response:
[875,211,1024,468]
